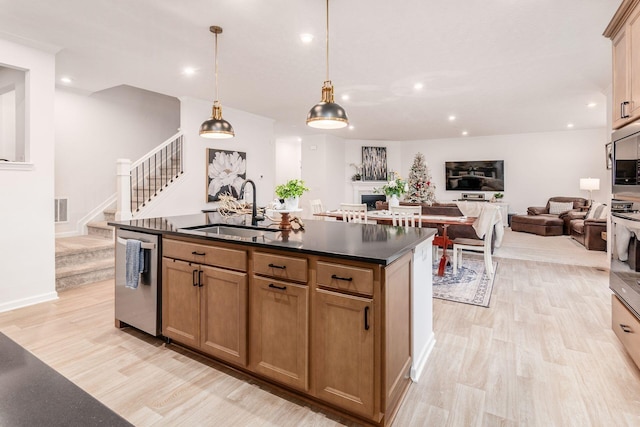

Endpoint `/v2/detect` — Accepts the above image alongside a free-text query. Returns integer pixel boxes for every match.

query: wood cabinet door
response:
[313,289,375,418]
[250,276,309,391]
[613,27,629,128]
[199,264,248,367]
[162,258,200,348]
[629,6,640,121]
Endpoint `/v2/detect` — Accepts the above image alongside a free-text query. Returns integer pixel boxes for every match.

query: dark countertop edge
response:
[110,223,436,266]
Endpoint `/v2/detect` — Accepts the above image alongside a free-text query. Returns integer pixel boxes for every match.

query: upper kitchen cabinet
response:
[605,0,640,129]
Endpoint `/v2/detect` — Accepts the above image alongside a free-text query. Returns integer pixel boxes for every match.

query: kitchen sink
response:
[182,224,279,240]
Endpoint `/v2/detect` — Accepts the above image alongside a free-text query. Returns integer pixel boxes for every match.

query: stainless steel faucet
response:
[239,179,264,226]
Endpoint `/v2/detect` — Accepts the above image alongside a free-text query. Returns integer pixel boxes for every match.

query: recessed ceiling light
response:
[587,102,597,108]
[448,115,456,121]
[567,123,574,128]
[413,82,423,90]
[60,77,72,84]
[348,125,355,130]
[461,131,468,136]
[297,137,302,142]
[182,67,196,76]
[300,33,314,44]
[341,94,350,101]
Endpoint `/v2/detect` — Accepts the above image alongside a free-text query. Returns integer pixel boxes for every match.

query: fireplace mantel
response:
[351,181,386,203]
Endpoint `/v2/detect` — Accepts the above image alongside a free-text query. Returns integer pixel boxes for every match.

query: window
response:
[0,66,26,163]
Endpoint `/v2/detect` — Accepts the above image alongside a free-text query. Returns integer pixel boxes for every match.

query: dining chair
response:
[340,203,368,223]
[452,207,499,277]
[309,199,324,214]
[389,205,422,227]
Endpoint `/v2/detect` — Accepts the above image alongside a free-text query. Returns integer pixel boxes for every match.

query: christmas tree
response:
[406,152,436,204]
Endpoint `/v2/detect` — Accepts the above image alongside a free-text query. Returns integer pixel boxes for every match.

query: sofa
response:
[511,196,589,236]
[375,201,494,250]
[566,203,608,251]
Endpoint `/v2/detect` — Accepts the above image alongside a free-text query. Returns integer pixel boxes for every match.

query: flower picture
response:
[206,149,247,202]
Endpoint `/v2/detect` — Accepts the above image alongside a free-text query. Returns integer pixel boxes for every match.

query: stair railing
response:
[115,131,184,220]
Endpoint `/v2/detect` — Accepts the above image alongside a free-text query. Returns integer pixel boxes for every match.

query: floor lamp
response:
[580,177,600,204]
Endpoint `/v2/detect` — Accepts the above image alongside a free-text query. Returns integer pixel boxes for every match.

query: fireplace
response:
[361,194,386,211]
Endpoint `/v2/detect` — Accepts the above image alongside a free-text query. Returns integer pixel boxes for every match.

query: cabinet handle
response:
[192,269,198,287]
[268,263,287,269]
[198,270,203,287]
[364,306,370,330]
[268,283,287,291]
[620,324,633,333]
[331,274,353,282]
[621,101,630,119]
[192,251,206,256]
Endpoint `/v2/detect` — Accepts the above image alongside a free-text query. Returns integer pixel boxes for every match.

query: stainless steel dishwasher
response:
[114,228,161,336]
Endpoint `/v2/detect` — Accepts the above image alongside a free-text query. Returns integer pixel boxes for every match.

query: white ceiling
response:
[0,0,622,141]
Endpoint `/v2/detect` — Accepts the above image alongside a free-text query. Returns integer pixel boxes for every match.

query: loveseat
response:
[511,196,589,236]
[375,201,494,250]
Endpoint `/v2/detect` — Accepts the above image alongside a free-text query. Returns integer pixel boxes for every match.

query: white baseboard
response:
[0,292,59,313]
[411,332,436,382]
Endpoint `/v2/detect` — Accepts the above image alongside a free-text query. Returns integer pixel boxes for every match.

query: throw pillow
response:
[586,202,608,220]
[548,201,574,215]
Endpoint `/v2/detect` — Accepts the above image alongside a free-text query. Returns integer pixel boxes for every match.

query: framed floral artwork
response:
[362,146,387,181]
[605,142,612,170]
[206,149,247,202]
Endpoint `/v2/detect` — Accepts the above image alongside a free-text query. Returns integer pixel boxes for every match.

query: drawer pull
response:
[331,274,353,282]
[192,251,206,256]
[268,263,287,269]
[620,324,633,333]
[268,283,287,291]
[364,306,370,330]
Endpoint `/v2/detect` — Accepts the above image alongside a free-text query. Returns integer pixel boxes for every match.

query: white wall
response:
[301,134,346,215]
[275,137,301,185]
[401,128,610,214]
[55,85,180,234]
[0,39,57,312]
[137,97,276,218]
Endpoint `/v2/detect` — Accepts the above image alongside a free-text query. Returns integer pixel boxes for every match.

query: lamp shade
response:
[307,80,348,129]
[579,178,600,191]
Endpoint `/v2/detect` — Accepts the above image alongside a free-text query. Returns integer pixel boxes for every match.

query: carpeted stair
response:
[55,235,115,291]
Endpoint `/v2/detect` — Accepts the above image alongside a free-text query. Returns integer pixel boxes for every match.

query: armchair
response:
[526,196,589,235]
[568,204,608,251]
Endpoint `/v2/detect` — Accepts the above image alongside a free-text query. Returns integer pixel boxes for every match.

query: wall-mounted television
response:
[445,160,505,191]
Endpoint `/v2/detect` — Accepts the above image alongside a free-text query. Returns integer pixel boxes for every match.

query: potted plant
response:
[275,179,309,210]
[492,192,504,202]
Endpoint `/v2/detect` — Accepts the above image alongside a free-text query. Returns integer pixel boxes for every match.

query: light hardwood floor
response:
[1,259,640,426]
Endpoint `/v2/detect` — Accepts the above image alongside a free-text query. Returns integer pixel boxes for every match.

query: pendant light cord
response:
[325,0,330,82]
[215,31,219,101]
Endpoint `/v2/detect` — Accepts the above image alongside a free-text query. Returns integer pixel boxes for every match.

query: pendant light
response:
[306,0,349,129]
[200,26,235,139]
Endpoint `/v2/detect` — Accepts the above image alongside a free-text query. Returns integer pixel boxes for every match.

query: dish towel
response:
[125,239,145,289]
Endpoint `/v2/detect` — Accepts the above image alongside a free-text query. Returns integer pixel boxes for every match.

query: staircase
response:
[54,132,183,291]
[55,236,114,291]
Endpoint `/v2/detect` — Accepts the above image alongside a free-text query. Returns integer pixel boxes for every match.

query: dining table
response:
[313,210,477,276]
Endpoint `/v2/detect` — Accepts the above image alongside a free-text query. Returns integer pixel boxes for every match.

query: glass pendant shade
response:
[200,26,235,139]
[307,81,348,129]
[200,101,234,139]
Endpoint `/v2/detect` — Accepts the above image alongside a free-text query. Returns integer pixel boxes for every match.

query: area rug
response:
[432,257,497,308]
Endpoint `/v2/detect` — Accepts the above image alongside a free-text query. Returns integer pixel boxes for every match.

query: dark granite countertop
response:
[109,212,435,265]
[0,332,132,427]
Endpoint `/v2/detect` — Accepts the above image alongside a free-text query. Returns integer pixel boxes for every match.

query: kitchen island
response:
[110,213,435,426]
